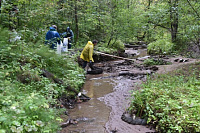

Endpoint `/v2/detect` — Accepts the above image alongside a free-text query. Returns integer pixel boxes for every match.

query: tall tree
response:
[169,0,179,42]
[74,0,79,43]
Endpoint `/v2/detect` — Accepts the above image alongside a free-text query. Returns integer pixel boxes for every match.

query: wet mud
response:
[61,76,115,133]
[60,46,199,133]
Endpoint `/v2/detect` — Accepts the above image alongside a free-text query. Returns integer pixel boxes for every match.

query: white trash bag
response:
[56,41,63,55]
[62,38,68,52]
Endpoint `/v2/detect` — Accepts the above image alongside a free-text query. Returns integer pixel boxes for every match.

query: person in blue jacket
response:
[62,27,74,49]
[45,25,61,49]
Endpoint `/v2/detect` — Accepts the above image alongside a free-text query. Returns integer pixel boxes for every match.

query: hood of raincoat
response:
[49,27,56,31]
[80,41,94,62]
[87,41,93,46]
[67,27,70,32]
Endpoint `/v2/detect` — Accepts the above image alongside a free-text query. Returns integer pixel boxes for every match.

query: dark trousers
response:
[82,60,87,69]
[82,60,94,70]
[68,43,71,49]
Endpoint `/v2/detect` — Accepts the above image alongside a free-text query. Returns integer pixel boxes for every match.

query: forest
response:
[0,0,199,133]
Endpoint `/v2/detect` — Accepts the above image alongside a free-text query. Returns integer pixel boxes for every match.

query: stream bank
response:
[60,46,198,133]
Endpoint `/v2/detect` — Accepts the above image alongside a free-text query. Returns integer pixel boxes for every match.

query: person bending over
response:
[80,40,98,70]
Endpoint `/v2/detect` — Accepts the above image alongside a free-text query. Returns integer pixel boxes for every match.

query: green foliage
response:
[0,84,60,132]
[148,3,170,28]
[110,40,124,50]
[97,40,124,54]
[143,58,160,66]
[34,46,85,89]
[0,0,199,52]
[178,0,200,46]
[0,26,84,132]
[143,58,171,66]
[96,43,115,54]
[129,70,200,132]
[147,39,174,55]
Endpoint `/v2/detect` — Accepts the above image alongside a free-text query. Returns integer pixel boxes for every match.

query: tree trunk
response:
[169,0,179,43]
[74,0,79,43]
[146,0,152,40]
[186,0,200,18]
[0,0,1,13]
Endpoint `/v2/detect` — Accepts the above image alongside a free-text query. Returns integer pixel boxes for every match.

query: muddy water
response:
[61,73,154,133]
[61,74,116,133]
[104,77,154,133]
[61,48,155,133]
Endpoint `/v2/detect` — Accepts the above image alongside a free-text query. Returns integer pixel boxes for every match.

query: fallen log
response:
[94,51,136,62]
[41,69,91,101]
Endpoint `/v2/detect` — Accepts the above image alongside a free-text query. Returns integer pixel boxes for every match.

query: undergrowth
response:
[0,26,85,132]
[143,58,172,66]
[147,39,174,55]
[129,63,200,133]
[96,40,124,54]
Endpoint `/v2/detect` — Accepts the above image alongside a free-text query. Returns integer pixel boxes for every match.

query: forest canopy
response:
[0,0,199,50]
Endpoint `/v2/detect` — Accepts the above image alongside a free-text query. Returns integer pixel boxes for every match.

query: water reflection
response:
[61,76,115,133]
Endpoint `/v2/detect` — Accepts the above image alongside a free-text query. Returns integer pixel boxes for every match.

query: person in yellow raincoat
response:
[80,40,98,70]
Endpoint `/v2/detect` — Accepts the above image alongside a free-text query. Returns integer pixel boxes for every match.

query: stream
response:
[60,46,195,133]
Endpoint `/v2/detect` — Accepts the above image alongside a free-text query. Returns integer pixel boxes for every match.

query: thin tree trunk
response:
[0,0,1,13]
[74,0,79,43]
[186,0,200,18]
[107,36,112,46]
[169,0,179,43]
[145,0,152,41]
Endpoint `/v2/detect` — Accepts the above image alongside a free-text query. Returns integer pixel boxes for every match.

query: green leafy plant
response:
[128,65,200,132]
[147,39,174,55]
[143,58,171,66]
[97,40,124,54]
[143,58,159,66]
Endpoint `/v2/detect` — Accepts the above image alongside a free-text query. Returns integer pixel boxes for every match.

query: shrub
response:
[147,39,174,55]
[143,58,159,66]
[97,40,124,54]
[143,58,171,66]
